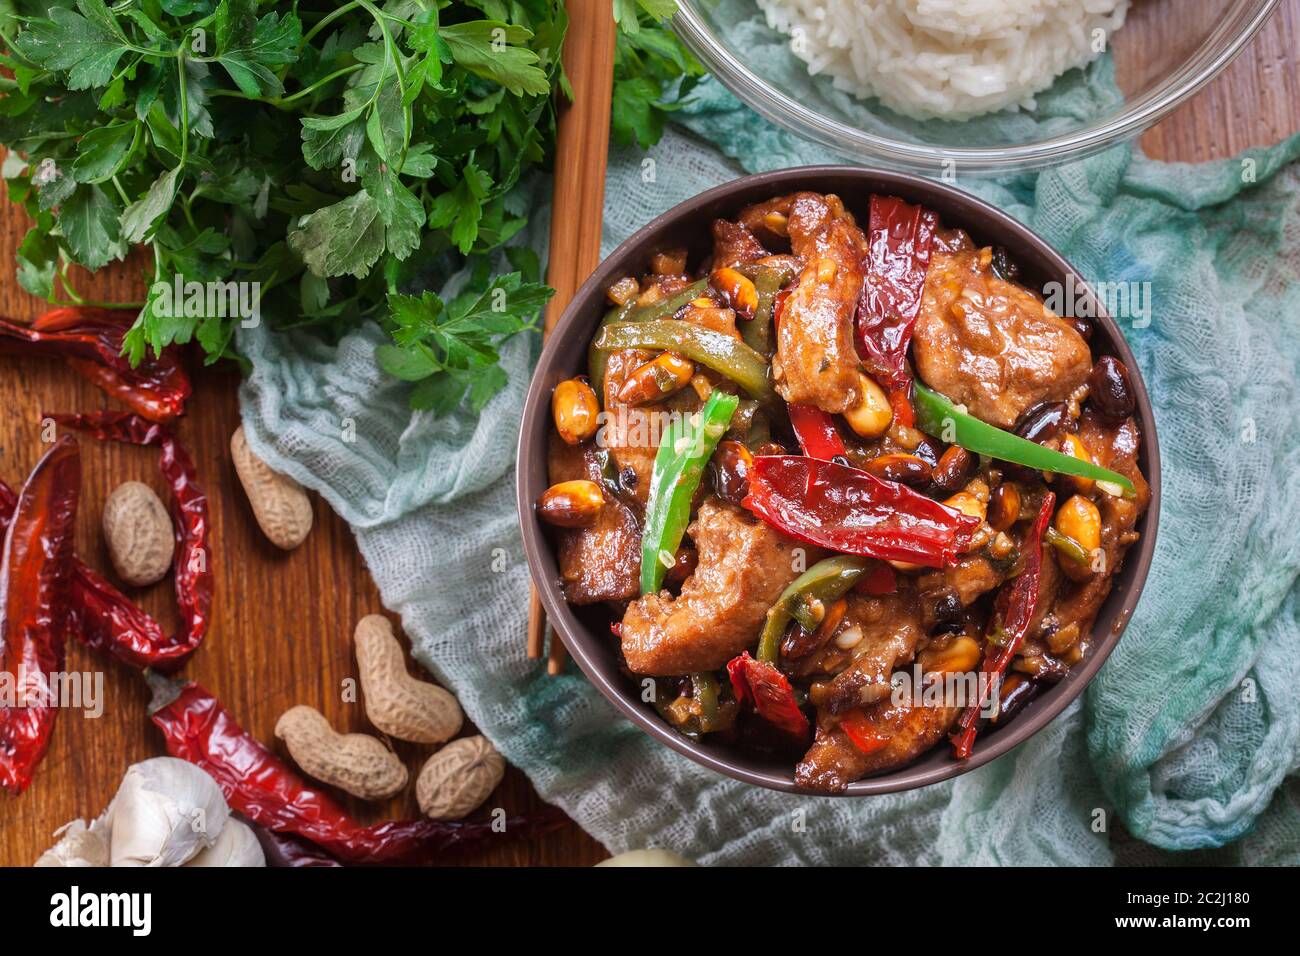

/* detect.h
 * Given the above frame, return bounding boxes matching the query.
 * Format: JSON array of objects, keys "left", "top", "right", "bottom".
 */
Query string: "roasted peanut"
[
  {"left": 844, "top": 373, "right": 891, "bottom": 439},
  {"left": 1057, "top": 432, "right": 1095, "bottom": 495},
  {"left": 709, "top": 267, "right": 758, "bottom": 319},
  {"left": 536, "top": 480, "right": 603, "bottom": 527},
  {"left": 1012, "top": 401, "right": 1069, "bottom": 446},
  {"left": 415, "top": 736, "right": 505, "bottom": 821},
  {"left": 944, "top": 490, "right": 987, "bottom": 523},
  {"left": 1088, "top": 355, "right": 1135, "bottom": 422},
  {"left": 987, "top": 482, "right": 1021, "bottom": 532},
  {"left": 919, "top": 635, "right": 981, "bottom": 674},
  {"left": 650, "top": 247, "right": 688, "bottom": 276},
  {"left": 231, "top": 426, "right": 313, "bottom": 550},
  {"left": 988, "top": 531, "right": 1016, "bottom": 560},
  {"left": 864, "top": 453, "right": 931, "bottom": 487},
  {"left": 102, "top": 481, "right": 174, "bottom": 587},
  {"left": 932, "top": 446, "right": 974, "bottom": 492},
  {"left": 1055, "top": 494, "right": 1101, "bottom": 555},
  {"left": 355, "top": 615, "right": 462, "bottom": 744},
  {"left": 274, "top": 706, "right": 407, "bottom": 801},
  {"left": 551, "top": 377, "right": 599, "bottom": 445},
  {"left": 680, "top": 302, "right": 737, "bottom": 336},
  {"left": 616, "top": 352, "right": 694, "bottom": 406},
  {"left": 606, "top": 275, "right": 639, "bottom": 307},
  {"left": 709, "top": 439, "right": 753, "bottom": 506},
  {"left": 762, "top": 210, "right": 789, "bottom": 237},
  {"left": 813, "top": 257, "right": 838, "bottom": 283}
]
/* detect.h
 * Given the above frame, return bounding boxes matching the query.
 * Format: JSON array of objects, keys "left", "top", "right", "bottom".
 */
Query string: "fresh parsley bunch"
[{"left": 0, "top": 0, "right": 694, "bottom": 413}]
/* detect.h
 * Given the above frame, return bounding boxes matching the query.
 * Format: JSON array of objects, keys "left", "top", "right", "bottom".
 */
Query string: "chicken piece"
[
  {"left": 912, "top": 245, "right": 1091, "bottom": 428},
  {"left": 795, "top": 591, "right": 923, "bottom": 713},
  {"left": 796, "top": 698, "right": 962, "bottom": 793},
  {"left": 600, "top": 349, "right": 660, "bottom": 508},
  {"left": 738, "top": 194, "right": 795, "bottom": 246},
  {"left": 546, "top": 435, "right": 640, "bottom": 605},
  {"left": 711, "top": 219, "right": 769, "bottom": 269},
  {"left": 619, "top": 499, "right": 815, "bottom": 675},
  {"left": 918, "top": 553, "right": 1002, "bottom": 606},
  {"left": 772, "top": 193, "right": 868, "bottom": 413}
]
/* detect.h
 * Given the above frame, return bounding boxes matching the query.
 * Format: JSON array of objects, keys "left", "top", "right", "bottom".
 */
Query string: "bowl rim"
[
  {"left": 517, "top": 165, "right": 1161, "bottom": 795},
  {"left": 672, "top": 0, "right": 1280, "bottom": 174}
]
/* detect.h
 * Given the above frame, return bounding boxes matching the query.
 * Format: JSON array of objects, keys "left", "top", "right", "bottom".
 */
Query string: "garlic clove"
[
  {"left": 184, "top": 818, "right": 265, "bottom": 867},
  {"left": 107, "top": 757, "right": 230, "bottom": 867},
  {"left": 34, "top": 818, "right": 111, "bottom": 867}
]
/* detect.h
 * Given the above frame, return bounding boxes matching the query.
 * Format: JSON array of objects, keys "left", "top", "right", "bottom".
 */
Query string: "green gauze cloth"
[{"left": 236, "top": 74, "right": 1300, "bottom": 863}]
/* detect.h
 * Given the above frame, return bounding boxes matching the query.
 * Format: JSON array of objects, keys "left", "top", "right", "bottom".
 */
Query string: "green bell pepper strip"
[
  {"left": 632, "top": 280, "right": 709, "bottom": 323},
  {"left": 587, "top": 281, "right": 709, "bottom": 400},
  {"left": 595, "top": 320, "right": 776, "bottom": 405},
  {"left": 739, "top": 264, "right": 795, "bottom": 355},
  {"left": 1045, "top": 526, "right": 1091, "bottom": 566},
  {"left": 639, "top": 390, "right": 741, "bottom": 594},
  {"left": 912, "top": 382, "right": 1135, "bottom": 494},
  {"left": 692, "top": 672, "right": 720, "bottom": 730},
  {"left": 587, "top": 301, "right": 634, "bottom": 404},
  {"left": 756, "top": 555, "right": 874, "bottom": 663}
]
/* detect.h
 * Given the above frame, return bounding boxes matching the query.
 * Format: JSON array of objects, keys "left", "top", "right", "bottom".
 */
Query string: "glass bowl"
[{"left": 673, "top": 0, "right": 1280, "bottom": 173}]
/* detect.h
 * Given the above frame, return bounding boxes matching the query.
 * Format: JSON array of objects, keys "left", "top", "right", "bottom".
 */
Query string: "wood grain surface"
[{"left": 1, "top": 3, "right": 1298, "bottom": 867}]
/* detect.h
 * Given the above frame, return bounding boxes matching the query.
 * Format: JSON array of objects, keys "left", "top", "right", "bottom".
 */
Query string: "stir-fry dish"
[{"left": 537, "top": 191, "right": 1150, "bottom": 792}]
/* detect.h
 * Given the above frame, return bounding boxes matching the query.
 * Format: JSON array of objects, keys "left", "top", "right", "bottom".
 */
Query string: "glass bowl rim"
[{"left": 672, "top": 0, "right": 1281, "bottom": 173}]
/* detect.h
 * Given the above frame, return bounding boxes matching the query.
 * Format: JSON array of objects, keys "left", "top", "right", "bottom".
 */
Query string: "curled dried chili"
[
  {"left": 146, "top": 673, "right": 565, "bottom": 865},
  {"left": 743, "top": 455, "right": 980, "bottom": 569},
  {"left": 951, "top": 492, "right": 1055, "bottom": 759},
  {"left": 0, "top": 308, "right": 190, "bottom": 422},
  {"left": 855, "top": 196, "right": 939, "bottom": 390},
  {"left": 0, "top": 437, "right": 80, "bottom": 794},
  {"left": 726, "top": 652, "right": 810, "bottom": 739},
  {"left": 48, "top": 411, "right": 211, "bottom": 670}
]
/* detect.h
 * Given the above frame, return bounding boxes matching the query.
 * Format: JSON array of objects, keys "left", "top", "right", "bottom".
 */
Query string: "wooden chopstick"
[{"left": 527, "top": 0, "right": 618, "bottom": 675}]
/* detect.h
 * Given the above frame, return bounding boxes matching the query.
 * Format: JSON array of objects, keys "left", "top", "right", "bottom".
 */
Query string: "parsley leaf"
[
  {"left": 213, "top": 0, "right": 301, "bottom": 98},
  {"left": 0, "top": 0, "right": 695, "bottom": 415},
  {"left": 59, "top": 182, "right": 126, "bottom": 269},
  {"left": 440, "top": 22, "right": 551, "bottom": 96},
  {"left": 376, "top": 271, "right": 552, "bottom": 412},
  {"left": 287, "top": 191, "right": 387, "bottom": 279},
  {"left": 12, "top": 0, "right": 130, "bottom": 91}
]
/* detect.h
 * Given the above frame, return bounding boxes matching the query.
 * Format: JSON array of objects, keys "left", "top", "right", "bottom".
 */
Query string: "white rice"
[{"left": 755, "top": 0, "right": 1130, "bottom": 120}]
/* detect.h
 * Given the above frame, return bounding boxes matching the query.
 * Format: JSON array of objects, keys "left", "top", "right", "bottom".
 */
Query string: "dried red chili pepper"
[
  {"left": 856, "top": 196, "right": 939, "bottom": 390},
  {"left": 48, "top": 412, "right": 211, "bottom": 671},
  {"left": 726, "top": 651, "right": 809, "bottom": 738},
  {"left": 0, "top": 308, "right": 190, "bottom": 422},
  {"left": 951, "top": 492, "right": 1055, "bottom": 759},
  {"left": 887, "top": 384, "right": 915, "bottom": 430},
  {"left": 146, "top": 673, "right": 564, "bottom": 864},
  {"left": 251, "top": 822, "right": 343, "bottom": 868},
  {"left": 787, "top": 403, "right": 847, "bottom": 461},
  {"left": 0, "top": 437, "right": 80, "bottom": 794},
  {"left": 854, "top": 562, "right": 897, "bottom": 596},
  {"left": 743, "top": 455, "right": 980, "bottom": 569},
  {"left": 839, "top": 709, "right": 890, "bottom": 755}
]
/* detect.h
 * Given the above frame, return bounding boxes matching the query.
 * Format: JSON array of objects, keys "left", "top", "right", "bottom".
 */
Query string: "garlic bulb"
[
  {"left": 596, "top": 849, "right": 698, "bottom": 867},
  {"left": 34, "top": 818, "right": 111, "bottom": 867},
  {"left": 107, "top": 758, "right": 230, "bottom": 867},
  {"left": 184, "top": 818, "right": 265, "bottom": 867}
]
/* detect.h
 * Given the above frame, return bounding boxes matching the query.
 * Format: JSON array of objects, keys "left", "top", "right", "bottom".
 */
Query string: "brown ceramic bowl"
[{"left": 517, "top": 166, "right": 1160, "bottom": 795}]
